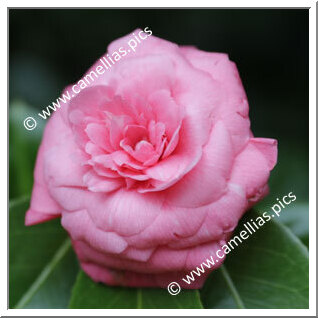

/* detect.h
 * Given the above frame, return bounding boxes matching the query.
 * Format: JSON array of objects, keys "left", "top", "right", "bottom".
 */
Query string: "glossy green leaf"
[
  {"left": 9, "top": 197, "right": 79, "bottom": 308},
  {"left": 69, "top": 271, "right": 203, "bottom": 309},
  {"left": 201, "top": 209, "right": 309, "bottom": 309},
  {"left": 276, "top": 202, "right": 309, "bottom": 246},
  {"left": 255, "top": 197, "right": 309, "bottom": 246}
]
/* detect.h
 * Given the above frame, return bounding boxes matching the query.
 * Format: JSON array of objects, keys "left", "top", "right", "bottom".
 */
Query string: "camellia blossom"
[{"left": 26, "top": 30, "right": 277, "bottom": 289}]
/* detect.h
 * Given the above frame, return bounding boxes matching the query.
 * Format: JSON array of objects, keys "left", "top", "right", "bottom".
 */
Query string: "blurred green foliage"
[{"left": 9, "top": 101, "right": 44, "bottom": 198}]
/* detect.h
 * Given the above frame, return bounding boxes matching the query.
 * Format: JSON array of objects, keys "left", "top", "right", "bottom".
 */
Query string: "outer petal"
[
  {"left": 180, "top": 46, "right": 251, "bottom": 154},
  {"left": 164, "top": 121, "right": 233, "bottom": 208},
  {"left": 25, "top": 112, "right": 65, "bottom": 225},
  {"left": 230, "top": 137, "right": 278, "bottom": 201},
  {"left": 61, "top": 210, "right": 128, "bottom": 254},
  {"left": 74, "top": 239, "right": 224, "bottom": 289}
]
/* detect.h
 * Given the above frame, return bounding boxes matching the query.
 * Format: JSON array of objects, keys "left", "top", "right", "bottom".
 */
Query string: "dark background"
[{"left": 9, "top": 9, "right": 309, "bottom": 206}]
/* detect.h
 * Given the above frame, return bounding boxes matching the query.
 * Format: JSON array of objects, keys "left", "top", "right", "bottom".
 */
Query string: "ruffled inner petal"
[{"left": 67, "top": 85, "right": 199, "bottom": 193}]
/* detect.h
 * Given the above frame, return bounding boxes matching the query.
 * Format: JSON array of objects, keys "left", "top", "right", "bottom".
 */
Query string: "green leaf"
[
  {"left": 201, "top": 209, "right": 309, "bottom": 309},
  {"left": 276, "top": 202, "right": 309, "bottom": 246},
  {"left": 255, "top": 198, "right": 309, "bottom": 246},
  {"left": 69, "top": 271, "right": 203, "bottom": 309},
  {"left": 9, "top": 197, "right": 79, "bottom": 308},
  {"left": 9, "top": 100, "right": 45, "bottom": 199}
]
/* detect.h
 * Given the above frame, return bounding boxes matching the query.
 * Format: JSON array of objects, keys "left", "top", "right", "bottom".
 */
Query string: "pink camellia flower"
[{"left": 26, "top": 30, "right": 277, "bottom": 289}]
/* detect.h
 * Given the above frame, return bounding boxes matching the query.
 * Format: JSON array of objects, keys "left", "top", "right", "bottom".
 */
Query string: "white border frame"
[{"left": 3, "top": 1, "right": 316, "bottom": 316}]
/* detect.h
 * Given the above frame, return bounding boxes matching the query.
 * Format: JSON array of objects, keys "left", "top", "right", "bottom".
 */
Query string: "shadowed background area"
[{"left": 9, "top": 9, "right": 308, "bottom": 204}]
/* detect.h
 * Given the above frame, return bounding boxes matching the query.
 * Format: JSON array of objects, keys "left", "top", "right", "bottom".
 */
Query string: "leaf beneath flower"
[
  {"left": 10, "top": 197, "right": 79, "bottom": 308},
  {"left": 201, "top": 209, "right": 309, "bottom": 309},
  {"left": 69, "top": 271, "right": 203, "bottom": 309}
]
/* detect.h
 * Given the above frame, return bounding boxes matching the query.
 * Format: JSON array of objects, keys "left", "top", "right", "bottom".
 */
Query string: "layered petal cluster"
[{"left": 26, "top": 30, "right": 277, "bottom": 289}]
